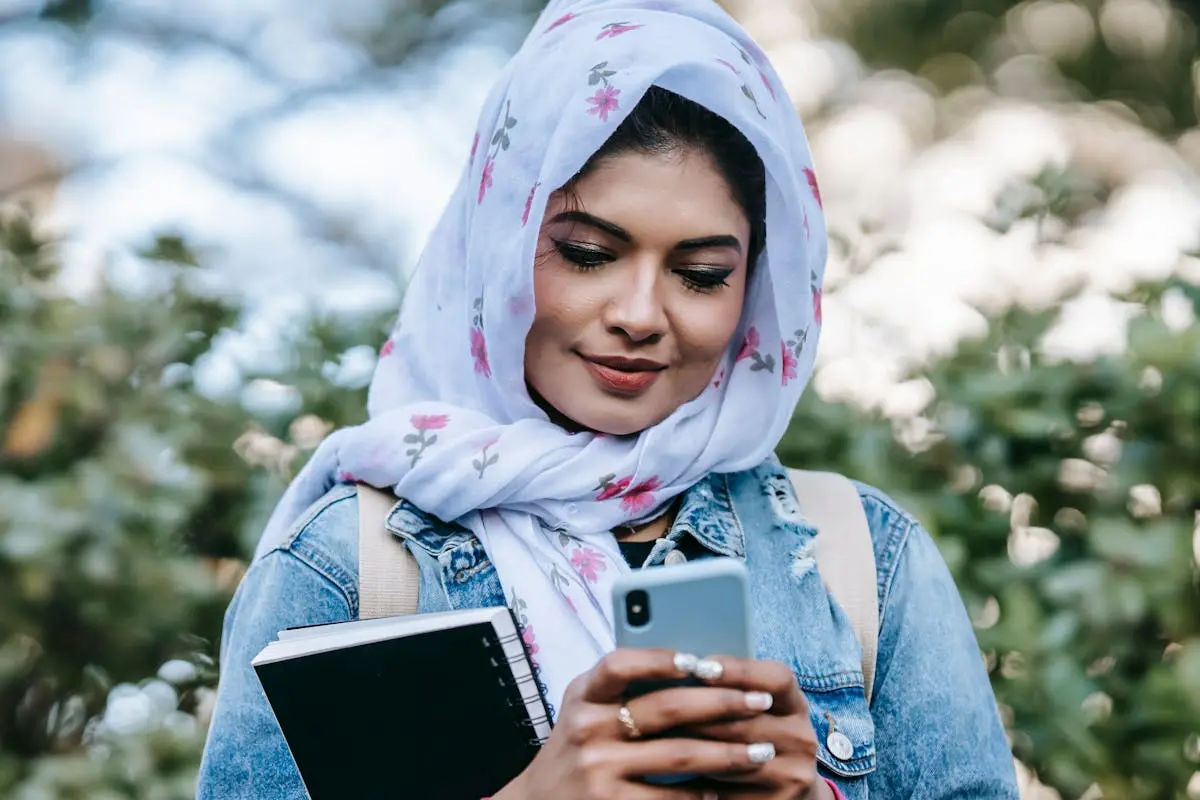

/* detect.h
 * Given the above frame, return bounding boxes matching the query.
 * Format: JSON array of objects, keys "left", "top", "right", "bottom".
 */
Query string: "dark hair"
[{"left": 569, "top": 86, "right": 767, "bottom": 269}]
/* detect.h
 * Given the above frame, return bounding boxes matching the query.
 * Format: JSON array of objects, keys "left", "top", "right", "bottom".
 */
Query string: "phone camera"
[{"left": 625, "top": 589, "right": 650, "bottom": 627}]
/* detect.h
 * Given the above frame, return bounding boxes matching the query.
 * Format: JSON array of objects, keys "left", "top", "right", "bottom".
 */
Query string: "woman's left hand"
[{"left": 680, "top": 656, "right": 833, "bottom": 800}]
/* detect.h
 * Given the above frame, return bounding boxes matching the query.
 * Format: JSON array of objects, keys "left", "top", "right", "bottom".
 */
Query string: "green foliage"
[
  {"left": 781, "top": 242, "right": 1200, "bottom": 798},
  {"left": 0, "top": 210, "right": 241, "bottom": 794},
  {"left": 835, "top": 0, "right": 1199, "bottom": 136},
  {"left": 0, "top": 208, "right": 390, "bottom": 796}
]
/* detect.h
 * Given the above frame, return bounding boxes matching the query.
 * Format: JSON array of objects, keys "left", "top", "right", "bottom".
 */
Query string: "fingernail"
[
  {"left": 747, "top": 742, "right": 776, "bottom": 764},
  {"left": 702, "top": 791, "right": 719, "bottom": 800},
  {"left": 674, "top": 652, "right": 698, "bottom": 673},
  {"left": 694, "top": 658, "right": 724, "bottom": 681},
  {"left": 745, "top": 691, "right": 773, "bottom": 711}
]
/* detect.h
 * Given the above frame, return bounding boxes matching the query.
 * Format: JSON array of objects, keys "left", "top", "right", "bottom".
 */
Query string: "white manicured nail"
[
  {"left": 747, "top": 742, "right": 776, "bottom": 763},
  {"left": 694, "top": 658, "right": 724, "bottom": 681},
  {"left": 674, "top": 652, "right": 698, "bottom": 673},
  {"left": 745, "top": 691, "right": 773, "bottom": 711}
]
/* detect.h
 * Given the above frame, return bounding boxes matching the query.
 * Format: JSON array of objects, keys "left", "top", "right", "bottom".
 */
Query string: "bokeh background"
[{"left": 2, "top": 0, "right": 1199, "bottom": 797}]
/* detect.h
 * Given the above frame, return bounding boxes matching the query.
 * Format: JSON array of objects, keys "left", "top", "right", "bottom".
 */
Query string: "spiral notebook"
[{"left": 252, "top": 606, "right": 551, "bottom": 799}]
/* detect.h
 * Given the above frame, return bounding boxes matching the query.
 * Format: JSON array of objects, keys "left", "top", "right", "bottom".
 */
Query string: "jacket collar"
[{"left": 387, "top": 470, "right": 748, "bottom": 560}]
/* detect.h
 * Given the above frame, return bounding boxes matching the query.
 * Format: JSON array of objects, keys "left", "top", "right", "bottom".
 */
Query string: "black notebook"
[{"left": 253, "top": 606, "right": 552, "bottom": 799}]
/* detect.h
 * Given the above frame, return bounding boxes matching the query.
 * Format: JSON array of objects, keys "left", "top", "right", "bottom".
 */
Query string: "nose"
[{"left": 603, "top": 259, "right": 668, "bottom": 344}]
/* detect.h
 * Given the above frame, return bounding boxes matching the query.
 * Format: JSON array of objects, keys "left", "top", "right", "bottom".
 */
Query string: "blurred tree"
[
  {"left": 0, "top": 206, "right": 391, "bottom": 796},
  {"left": 772, "top": 1, "right": 1200, "bottom": 793},
  {"left": 781, "top": 178, "right": 1200, "bottom": 797},
  {"left": 825, "top": 0, "right": 1199, "bottom": 137}
]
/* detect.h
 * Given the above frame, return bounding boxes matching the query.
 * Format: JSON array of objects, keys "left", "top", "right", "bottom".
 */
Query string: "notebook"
[{"left": 253, "top": 606, "right": 551, "bottom": 799}]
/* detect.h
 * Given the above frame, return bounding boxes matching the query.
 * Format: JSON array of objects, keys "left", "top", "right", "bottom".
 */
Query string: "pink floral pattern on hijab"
[{"left": 255, "top": 0, "right": 827, "bottom": 716}]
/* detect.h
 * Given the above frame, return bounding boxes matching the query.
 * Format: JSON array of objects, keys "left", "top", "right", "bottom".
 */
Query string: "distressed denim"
[{"left": 197, "top": 458, "right": 1019, "bottom": 799}]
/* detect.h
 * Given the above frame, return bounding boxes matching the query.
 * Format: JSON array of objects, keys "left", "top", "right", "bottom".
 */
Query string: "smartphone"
[
  {"left": 610, "top": 558, "right": 753, "bottom": 786},
  {"left": 611, "top": 557, "right": 753, "bottom": 696}
]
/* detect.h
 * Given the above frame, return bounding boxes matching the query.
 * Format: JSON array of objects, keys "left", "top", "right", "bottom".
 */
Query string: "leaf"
[
  {"left": 403, "top": 433, "right": 420, "bottom": 443},
  {"left": 138, "top": 233, "right": 200, "bottom": 266},
  {"left": 1091, "top": 519, "right": 1183, "bottom": 569},
  {"left": 491, "top": 129, "right": 504, "bottom": 145},
  {"left": 425, "top": 434, "right": 437, "bottom": 447},
  {"left": 499, "top": 132, "right": 511, "bottom": 150},
  {"left": 405, "top": 448, "right": 418, "bottom": 457},
  {"left": 2, "top": 395, "right": 60, "bottom": 458},
  {"left": 593, "top": 61, "right": 609, "bottom": 70},
  {"left": 40, "top": 0, "right": 93, "bottom": 27},
  {"left": 559, "top": 533, "right": 572, "bottom": 548},
  {"left": 589, "top": 72, "right": 601, "bottom": 86},
  {"left": 506, "top": 117, "right": 517, "bottom": 129},
  {"left": 2, "top": 358, "right": 69, "bottom": 458},
  {"left": 487, "top": 454, "right": 499, "bottom": 466},
  {"left": 472, "top": 458, "right": 483, "bottom": 472},
  {"left": 762, "top": 354, "right": 776, "bottom": 372}
]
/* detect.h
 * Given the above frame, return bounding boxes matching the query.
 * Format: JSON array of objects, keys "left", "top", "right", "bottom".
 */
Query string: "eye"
[
  {"left": 553, "top": 240, "right": 613, "bottom": 270},
  {"left": 677, "top": 267, "right": 733, "bottom": 293}
]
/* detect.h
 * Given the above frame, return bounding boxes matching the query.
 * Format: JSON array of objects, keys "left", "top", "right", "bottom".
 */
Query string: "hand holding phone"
[{"left": 497, "top": 648, "right": 780, "bottom": 800}]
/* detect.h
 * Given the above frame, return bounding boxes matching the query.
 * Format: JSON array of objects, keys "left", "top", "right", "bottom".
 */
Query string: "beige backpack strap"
[
  {"left": 786, "top": 469, "right": 879, "bottom": 703},
  {"left": 356, "top": 484, "right": 420, "bottom": 619}
]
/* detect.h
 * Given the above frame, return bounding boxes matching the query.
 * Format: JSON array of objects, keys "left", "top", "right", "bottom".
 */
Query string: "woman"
[{"left": 198, "top": 1, "right": 1019, "bottom": 798}]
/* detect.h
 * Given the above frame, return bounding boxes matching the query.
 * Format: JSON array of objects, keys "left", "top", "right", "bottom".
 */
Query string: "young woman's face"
[{"left": 525, "top": 148, "right": 750, "bottom": 436}]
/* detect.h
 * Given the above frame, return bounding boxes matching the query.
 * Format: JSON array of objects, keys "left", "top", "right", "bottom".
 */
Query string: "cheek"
[
  {"left": 525, "top": 261, "right": 600, "bottom": 370},
  {"left": 674, "top": 293, "right": 745, "bottom": 365},
  {"left": 530, "top": 265, "right": 580, "bottom": 339}
]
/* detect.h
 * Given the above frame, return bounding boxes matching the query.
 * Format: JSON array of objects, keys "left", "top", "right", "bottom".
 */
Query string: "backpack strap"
[
  {"left": 786, "top": 469, "right": 879, "bottom": 703},
  {"left": 356, "top": 484, "right": 420, "bottom": 619}
]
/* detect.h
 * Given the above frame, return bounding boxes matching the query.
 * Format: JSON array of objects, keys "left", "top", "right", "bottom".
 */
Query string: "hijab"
[{"left": 257, "top": 0, "right": 827, "bottom": 715}]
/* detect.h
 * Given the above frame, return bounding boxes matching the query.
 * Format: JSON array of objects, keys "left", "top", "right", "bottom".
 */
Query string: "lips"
[{"left": 579, "top": 353, "right": 666, "bottom": 396}]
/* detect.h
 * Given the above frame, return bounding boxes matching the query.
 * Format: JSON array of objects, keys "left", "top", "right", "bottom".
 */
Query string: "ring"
[{"left": 617, "top": 705, "right": 642, "bottom": 740}]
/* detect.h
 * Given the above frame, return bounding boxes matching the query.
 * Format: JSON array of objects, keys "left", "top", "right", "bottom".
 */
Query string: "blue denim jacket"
[{"left": 197, "top": 458, "right": 1018, "bottom": 798}]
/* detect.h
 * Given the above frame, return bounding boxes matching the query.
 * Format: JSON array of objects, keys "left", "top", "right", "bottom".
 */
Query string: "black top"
[
  {"left": 617, "top": 539, "right": 658, "bottom": 568},
  {"left": 617, "top": 536, "right": 710, "bottom": 568}
]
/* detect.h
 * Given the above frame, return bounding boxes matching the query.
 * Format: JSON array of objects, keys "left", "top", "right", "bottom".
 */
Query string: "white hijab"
[{"left": 258, "top": 0, "right": 827, "bottom": 715}]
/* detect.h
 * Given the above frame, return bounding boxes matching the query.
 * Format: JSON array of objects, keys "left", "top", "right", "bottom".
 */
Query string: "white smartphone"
[{"left": 611, "top": 557, "right": 753, "bottom": 695}]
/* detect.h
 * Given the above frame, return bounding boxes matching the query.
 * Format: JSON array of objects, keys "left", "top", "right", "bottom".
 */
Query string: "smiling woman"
[
  {"left": 526, "top": 90, "right": 758, "bottom": 435},
  {"left": 198, "top": 1, "right": 1020, "bottom": 798}
]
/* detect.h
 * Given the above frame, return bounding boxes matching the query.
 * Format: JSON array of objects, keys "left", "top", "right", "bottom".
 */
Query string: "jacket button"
[
  {"left": 827, "top": 730, "right": 854, "bottom": 761},
  {"left": 664, "top": 549, "right": 688, "bottom": 566}
]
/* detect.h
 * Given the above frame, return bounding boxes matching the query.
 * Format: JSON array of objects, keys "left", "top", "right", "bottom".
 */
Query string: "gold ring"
[{"left": 617, "top": 705, "right": 642, "bottom": 739}]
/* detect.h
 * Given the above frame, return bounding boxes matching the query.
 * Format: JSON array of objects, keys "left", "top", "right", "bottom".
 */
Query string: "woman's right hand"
[{"left": 495, "top": 648, "right": 778, "bottom": 800}]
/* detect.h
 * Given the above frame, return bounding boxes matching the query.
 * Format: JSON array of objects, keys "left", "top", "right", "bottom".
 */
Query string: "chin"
[
  {"left": 565, "top": 400, "right": 669, "bottom": 437},
  {"left": 587, "top": 417, "right": 652, "bottom": 437}
]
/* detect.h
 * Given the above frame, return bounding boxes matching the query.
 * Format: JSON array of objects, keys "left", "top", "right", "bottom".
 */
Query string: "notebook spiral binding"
[{"left": 486, "top": 628, "right": 553, "bottom": 747}]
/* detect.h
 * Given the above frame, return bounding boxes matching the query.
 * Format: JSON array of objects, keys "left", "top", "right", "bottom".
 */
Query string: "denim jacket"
[{"left": 197, "top": 458, "right": 1018, "bottom": 799}]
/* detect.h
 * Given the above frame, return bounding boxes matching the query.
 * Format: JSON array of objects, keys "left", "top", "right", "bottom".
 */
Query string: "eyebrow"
[{"left": 549, "top": 210, "right": 743, "bottom": 255}]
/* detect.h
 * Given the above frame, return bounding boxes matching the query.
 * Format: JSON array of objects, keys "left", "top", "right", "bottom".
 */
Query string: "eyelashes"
[
  {"left": 551, "top": 239, "right": 733, "bottom": 293},
  {"left": 679, "top": 270, "right": 732, "bottom": 293},
  {"left": 553, "top": 240, "right": 610, "bottom": 269}
]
